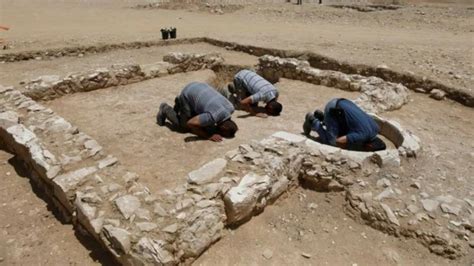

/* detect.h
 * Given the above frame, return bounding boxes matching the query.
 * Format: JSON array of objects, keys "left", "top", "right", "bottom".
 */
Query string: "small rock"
[
  {"left": 98, "top": 156, "right": 118, "bottom": 169},
  {"left": 420, "top": 192, "right": 429, "bottom": 199},
  {"left": 440, "top": 203, "right": 461, "bottom": 216},
  {"left": 374, "top": 188, "right": 394, "bottom": 201},
  {"left": 469, "top": 240, "right": 474, "bottom": 248},
  {"left": 407, "top": 204, "right": 418, "bottom": 214},
  {"left": 115, "top": 195, "right": 141, "bottom": 219},
  {"left": 376, "top": 178, "right": 391, "bottom": 188},
  {"left": 421, "top": 199, "right": 439, "bottom": 212},
  {"left": 328, "top": 180, "right": 344, "bottom": 191},
  {"left": 381, "top": 203, "right": 400, "bottom": 226},
  {"left": 262, "top": 249, "right": 273, "bottom": 260},
  {"left": 383, "top": 249, "right": 400, "bottom": 263},
  {"left": 414, "top": 87, "right": 427, "bottom": 93},
  {"left": 464, "top": 198, "right": 474, "bottom": 208},
  {"left": 187, "top": 158, "right": 227, "bottom": 185},
  {"left": 430, "top": 89, "right": 446, "bottom": 100},
  {"left": 103, "top": 225, "right": 131, "bottom": 253},
  {"left": 163, "top": 223, "right": 178, "bottom": 234},
  {"left": 136, "top": 222, "right": 158, "bottom": 232},
  {"left": 410, "top": 182, "right": 421, "bottom": 189},
  {"left": 301, "top": 252, "right": 312, "bottom": 258}
]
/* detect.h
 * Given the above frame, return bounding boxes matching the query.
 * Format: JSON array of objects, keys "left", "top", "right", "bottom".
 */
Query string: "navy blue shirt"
[{"left": 312, "top": 98, "right": 379, "bottom": 146}]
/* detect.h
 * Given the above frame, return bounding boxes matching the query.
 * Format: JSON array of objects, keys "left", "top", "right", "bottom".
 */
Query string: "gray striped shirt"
[
  {"left": 234, "top": 70, "right": 278, "bottom": 103},
  {"left": 181, "top": 82, "right": 234, "bottom": 127}
]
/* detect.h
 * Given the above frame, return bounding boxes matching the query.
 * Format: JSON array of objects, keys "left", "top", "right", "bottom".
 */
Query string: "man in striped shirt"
[
  {"left": 229, "top": 70, "right": 283, "bottom": 117},
  {"left": 157, "top": 82, "right": 238, "bottom": 142}
]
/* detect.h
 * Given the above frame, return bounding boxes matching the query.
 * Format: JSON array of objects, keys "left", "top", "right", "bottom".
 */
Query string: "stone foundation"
[
  {"left": 1, "top": 37, "right": 472, "bottom": 107},
  {"left": 257, "top": 55, "right": 410, "bottom": 114},
  {"left": 21, "top": 52, "right": 225, "bottom": 101},
  {"left": 1, "top": 39, "right": 472, "bottom": 264},
  {"left": 3, "top": 81, "right": 469, "bottom": 263}
]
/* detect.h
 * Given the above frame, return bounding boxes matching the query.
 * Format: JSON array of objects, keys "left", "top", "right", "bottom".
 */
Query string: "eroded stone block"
[
  {"left": 115, "top": 195, "right": 141, "bottom": 219},
  {"left": 187, "top": 158, "right": 227, "bottom": 185},
  {"left": 224, "top": 173, "right": 270, "bottom": 225}
]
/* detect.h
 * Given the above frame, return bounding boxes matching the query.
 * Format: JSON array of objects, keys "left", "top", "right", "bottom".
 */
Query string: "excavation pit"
[
  {"left": 1, "top": 39, "right": 473, "bottom": 265},
  {"left": 43, "top": 71, "right": 361, "bottom": 192}
]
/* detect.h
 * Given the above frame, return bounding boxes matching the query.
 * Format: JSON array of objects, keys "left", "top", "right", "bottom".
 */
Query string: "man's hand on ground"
[{"left": 209, "top": 134, "right": 223, "bottom": 142}]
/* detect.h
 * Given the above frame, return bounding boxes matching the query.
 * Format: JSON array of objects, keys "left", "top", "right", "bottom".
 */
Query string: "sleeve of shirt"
[
  {"left": 250, "top": 92, "right": 263, "bottom": 104},
  {"left": 197, "top": 113, "right": 215, "bottom": 127}
]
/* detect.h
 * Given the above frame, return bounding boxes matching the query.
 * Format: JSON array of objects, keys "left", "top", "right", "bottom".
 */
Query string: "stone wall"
[
  {"left": 2, "top": 37, "right": 471, "bottom": 107},
  {"left": 21, "top": 52, "right": 225, "bottom": 101},
  {"left": 5, "top": 82, "right": 467, "bottom": 263},
  {"left": 23, "top": 65, "right": 146, "bottom": 101},
  {"left": 257, "top": 55, "right": 410, "bottom": 114},
  {"left": 0, "top": 38, "right": 205, "bottom": 63},
  {"left": 203, "top": 37, "right": 474, "bottom": 107}
]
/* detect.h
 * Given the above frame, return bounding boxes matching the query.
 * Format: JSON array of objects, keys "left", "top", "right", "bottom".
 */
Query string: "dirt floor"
[
  {"left": 44, "top": 71, "right": 360, "bottom": 192},
  {"left": 0, "top": 0, "right": 473, "bottom": 265},
  {"left": 0, "top": 150, "right": 108, "bottom": 265}
]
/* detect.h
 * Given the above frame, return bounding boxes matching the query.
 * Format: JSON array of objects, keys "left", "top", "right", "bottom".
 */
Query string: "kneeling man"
[
  {"left": 229, "top": 69, "right": 282, "bottom": 117},
  {"left": 303, "top": 98, "right": 386, "bottom": 151},
  {"left": 157, "top": 82, "right": 238, "bottom": 142}
]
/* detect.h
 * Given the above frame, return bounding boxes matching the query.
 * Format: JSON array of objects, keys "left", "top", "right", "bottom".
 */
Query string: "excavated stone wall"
[
  {"left": 21, "top": 52, "right": 225, "bottom": 101},
  {"left": 1, "top": 42, "right": 471, "bottom": 263},
  {"left": 0, "top": 38, "right": 205, "bottom": 63},
  {"left": 257, "top": 55, "right": 410, "bottom": 114},
  {"left": 1, "top": 37, "right": 472, "bottom": 107},
  {"left": 5, "top": 80, "right": 468, "bottom": 263}
]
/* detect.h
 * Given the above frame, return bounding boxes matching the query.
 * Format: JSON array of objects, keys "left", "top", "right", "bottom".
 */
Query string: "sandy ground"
[
  {"left": 195, "top": 189, "right": 455, "bottom": 266},
  {"left": 0, "top": 0, "right": 473, "bottom": 265},
  {"left": 0, "top": 0, "right": 472, "bottom": 91},
  {"left": 0, "top": 150, "right": 109, "bottom": 265}
]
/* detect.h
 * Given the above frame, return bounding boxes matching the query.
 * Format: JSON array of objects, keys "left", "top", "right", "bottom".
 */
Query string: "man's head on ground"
[
  {"left": 265, "top": 99, "right": 283, "bottom": 116},
  {"left": 314, "top": 109, "right": 324, "bottom": 121},
  {"left": 217, "top": 119, "right": 238, "bottom": 138}
]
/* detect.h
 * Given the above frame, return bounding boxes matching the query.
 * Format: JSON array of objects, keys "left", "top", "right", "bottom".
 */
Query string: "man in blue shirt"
[
  {"left": 157, "top": 82, "right": 238, "bottom": 142},
  {"left": 303, "top": 98, "right": 386, "bottom": 151},
  {"left": 229, "top": 70, "right": 282, "bottom": 117}
]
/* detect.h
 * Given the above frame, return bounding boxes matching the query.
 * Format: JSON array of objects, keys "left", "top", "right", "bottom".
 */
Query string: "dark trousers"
[
  {"left": 228, "top": 79, "right": 258, "bottom": 109},
  {"left": 162, "top": 96, "right": 193, "bottom": 132},
  {"left": 297, "top": 0, "right": 302, "bottom": 5}
]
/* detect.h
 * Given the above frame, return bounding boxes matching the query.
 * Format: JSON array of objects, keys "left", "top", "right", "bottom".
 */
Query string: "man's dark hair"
[
  {"left": 265, "top": 100, "right": 283, "bottom": 116},
  {"left": 313, "top": 109, "right": 324, "bottom": 121},
  {"left": 217, "top": 119, "right": 238, "bottom": 138}
]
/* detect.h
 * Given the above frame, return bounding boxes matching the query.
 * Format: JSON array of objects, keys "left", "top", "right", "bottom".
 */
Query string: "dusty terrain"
[
  {"left": 0, "top": 0, "right": 473, "bottom": 265},
  {"left": 0, "top": 150, "right": 107, "bottom": 265},
  {"left": 44, "top": 70, "right": 359, "bottom": 192}
]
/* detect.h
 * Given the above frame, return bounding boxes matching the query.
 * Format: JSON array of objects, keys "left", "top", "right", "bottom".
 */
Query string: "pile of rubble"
[
  {"left": 163, "top": 52, "right": 224, "bottom": 74},
  {"left": 257, "top": 55, "right": 410, "bottom": 114},
  {"left": 22, "top": 52, "right": 225, "bottom": 101}
]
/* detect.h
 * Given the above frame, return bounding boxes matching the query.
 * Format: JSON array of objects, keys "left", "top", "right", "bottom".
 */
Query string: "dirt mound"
[{"left": 134, "top": 1, "right": 244, "bottom": 15}]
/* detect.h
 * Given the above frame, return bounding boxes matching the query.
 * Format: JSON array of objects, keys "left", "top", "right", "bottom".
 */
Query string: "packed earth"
[{"left": 0, "top": 0, "right": 473, "bottom": 265}]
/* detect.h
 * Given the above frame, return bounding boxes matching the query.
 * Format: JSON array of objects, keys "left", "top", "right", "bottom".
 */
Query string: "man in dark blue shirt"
[{"left": 303, "top": 98, "right": 386, "bottom": 151}]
